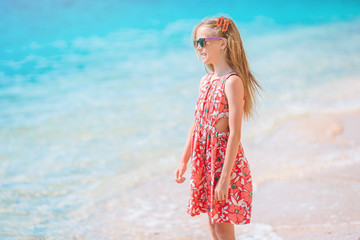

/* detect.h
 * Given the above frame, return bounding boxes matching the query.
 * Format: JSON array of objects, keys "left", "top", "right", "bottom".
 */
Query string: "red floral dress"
[{"left": 186, "top": 71, "right": 253, "bottom": 225}]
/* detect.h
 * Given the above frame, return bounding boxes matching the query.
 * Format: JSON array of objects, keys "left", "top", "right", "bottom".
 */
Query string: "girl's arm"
[
  {"left": 179, "top": 74, "right": 206, "bottom": 165},
  {"left": 175, "top": 120, "right": 194, "bottom": 183},
  {"left": 219, "top": 75, "right": 245, "bottom": 182},
  {"left": 179, "top": 120, "right": 195, "bottom": 165}
]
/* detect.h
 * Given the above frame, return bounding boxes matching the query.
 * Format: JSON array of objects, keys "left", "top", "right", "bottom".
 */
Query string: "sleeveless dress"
[{"left": 186, "top": 71, "right": 253, "bottom": 225}]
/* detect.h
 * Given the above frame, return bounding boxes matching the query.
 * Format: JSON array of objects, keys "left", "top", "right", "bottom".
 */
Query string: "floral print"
[{"left": 186, "top": 71, "right": 253, "bottom": 225}]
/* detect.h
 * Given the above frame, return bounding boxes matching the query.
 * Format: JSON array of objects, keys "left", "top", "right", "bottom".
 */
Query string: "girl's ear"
[{"left": 221, "top": 38, "right": 228, "bottom": 50}]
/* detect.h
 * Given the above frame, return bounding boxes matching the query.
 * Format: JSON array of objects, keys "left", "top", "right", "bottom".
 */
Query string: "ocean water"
[{"left": 1, "top": 0, "right": 360, "bottom": 239}]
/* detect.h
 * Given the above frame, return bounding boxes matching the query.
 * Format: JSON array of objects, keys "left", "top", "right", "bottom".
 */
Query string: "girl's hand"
[
  {"left": 174, "top": 161, "right": 187, "bottom": 184},
  {"left": 214, "top": 176, "right": 230, "bottom": 201}
]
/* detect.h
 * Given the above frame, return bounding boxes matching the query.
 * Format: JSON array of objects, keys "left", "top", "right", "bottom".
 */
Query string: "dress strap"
[
  {"left": 225, "top": 71, "right": 237, "bottom": 78},
  {"left": 222, "top": 71, "right": 237, "bottom": 86}
]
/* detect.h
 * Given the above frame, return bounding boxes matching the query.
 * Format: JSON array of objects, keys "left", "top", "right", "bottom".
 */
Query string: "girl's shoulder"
[{"left": 224, "top": 74, "right": 246, "bottom": 98}]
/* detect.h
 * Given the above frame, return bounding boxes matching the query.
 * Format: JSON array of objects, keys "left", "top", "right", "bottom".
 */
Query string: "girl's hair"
[{"left": 191, "top": 15, "right": 266, "bottom": 121}]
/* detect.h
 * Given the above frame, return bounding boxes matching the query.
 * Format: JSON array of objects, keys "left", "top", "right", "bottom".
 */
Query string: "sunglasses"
[{"left": 193, "top": 37, "right": 225, "bottom": 48}]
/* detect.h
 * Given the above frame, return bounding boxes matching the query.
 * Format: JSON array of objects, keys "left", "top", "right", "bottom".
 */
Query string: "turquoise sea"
[{"left": 1, "top": 0, "right": 360, "bottom": 239}]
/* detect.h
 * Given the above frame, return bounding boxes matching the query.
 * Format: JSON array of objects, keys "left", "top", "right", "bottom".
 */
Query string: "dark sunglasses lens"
[
  {"left": 194, "top": 38, "right": 205, "bottom": 48},
  {"left": 199, "top": 38, "right": 205, "bottom": 47}
]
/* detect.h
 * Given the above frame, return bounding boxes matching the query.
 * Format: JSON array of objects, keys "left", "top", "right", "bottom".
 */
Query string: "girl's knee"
[
  {"left": 214, "top": 223, "right": 235, "bottom": 240},
  {"left": 208, "top": 216, "right": 216, "bottom": 230},
  {"left": 208, "top": 217, "right": 219, "bottom": 240},
  {"left": 215, "top": 227, "right": 226, "bottom": 239}
]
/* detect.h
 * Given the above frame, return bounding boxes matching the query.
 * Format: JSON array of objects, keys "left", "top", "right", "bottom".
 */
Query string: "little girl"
[{"left": 174, "top": 15, "right": 265, "bottom": 240}]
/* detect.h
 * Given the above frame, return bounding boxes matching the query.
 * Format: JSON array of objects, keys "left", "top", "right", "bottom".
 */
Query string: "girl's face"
[{"left": 195, "top": 26, "right": 225, "bottom": 65}]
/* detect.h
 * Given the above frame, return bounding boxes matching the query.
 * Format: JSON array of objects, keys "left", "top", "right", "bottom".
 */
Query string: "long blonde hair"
[{"left": 191, "top": 15, "right": 266, "bottom": 121}]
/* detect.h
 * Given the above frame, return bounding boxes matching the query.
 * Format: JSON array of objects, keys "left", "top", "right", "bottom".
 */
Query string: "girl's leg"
[
  {"left": 208, "top": 216, "right": 219, "bottom": 240},
  {"left": 215, "top": 222, "right": 235, "bottom": 240}
]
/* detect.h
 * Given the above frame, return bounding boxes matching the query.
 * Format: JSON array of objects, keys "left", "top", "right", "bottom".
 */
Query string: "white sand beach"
[{"left": 91, "top": 107, "right": 360, "bottom": 239}]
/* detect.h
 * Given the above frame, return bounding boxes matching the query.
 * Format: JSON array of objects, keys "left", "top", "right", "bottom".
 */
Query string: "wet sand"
[
  {"left": 250, "top": 110, "right": 360, "bottom": 240},
  {"left": 95, "top": 109, "right": 360, "bottom": 239},
  {"left": 253, "top": 161, "right": 360, "bottom": 240}
]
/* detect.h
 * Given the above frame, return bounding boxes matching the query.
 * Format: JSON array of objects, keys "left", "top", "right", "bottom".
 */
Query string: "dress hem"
[{"left": 186, "top": 207, "right": 251, "bottom": 225}]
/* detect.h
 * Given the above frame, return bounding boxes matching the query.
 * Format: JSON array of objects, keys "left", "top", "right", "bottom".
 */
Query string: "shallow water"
[{"left": 1, "top": 0, "right": 360, "bottom": 239}]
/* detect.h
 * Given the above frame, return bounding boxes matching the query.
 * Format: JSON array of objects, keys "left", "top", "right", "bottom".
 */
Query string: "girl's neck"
[
  {"left": 211, "top": 69, "right": 235, "bottom": 79},
  {"left": 211, "top": 59, "right": 235, "bottom": 79}
]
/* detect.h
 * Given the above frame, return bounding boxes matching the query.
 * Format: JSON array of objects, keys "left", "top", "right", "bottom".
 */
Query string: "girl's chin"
[
  {"left": 201, "top": 55, "right": 212, "bottom": 64},
  {"left": 202, "top": 58, "right": 209, "bottom": 63}
]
